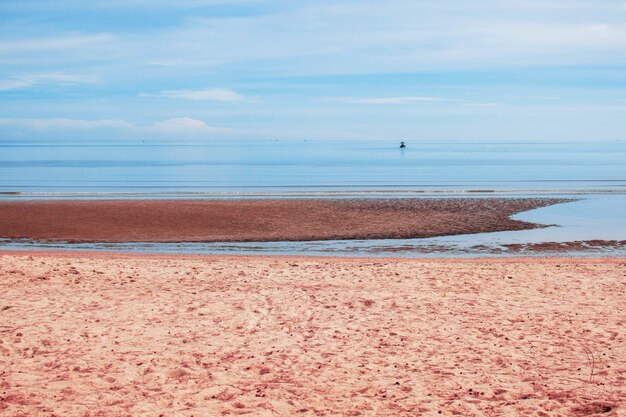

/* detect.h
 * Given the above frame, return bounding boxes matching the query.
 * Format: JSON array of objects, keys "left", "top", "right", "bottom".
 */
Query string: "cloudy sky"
[{"left": 1, "top": 0, "right": 626, "bottom": 141}]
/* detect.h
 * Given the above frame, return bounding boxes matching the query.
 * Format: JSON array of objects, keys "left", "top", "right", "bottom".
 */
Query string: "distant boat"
[{"left": 400, "top": 141, "right": 406, "bottom": 149}]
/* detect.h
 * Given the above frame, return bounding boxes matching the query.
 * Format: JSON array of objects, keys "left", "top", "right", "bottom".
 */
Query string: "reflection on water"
[
  {"left": 2, "top": 139, "right": 626, "bottom": 197},
  {"left": 2, "top": 139, "right": 626, "bottom": 256}
]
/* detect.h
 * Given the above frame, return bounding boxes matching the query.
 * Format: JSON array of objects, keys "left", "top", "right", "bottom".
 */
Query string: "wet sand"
[
  {"left": 1, "top": 252, "right": 624, "bottom": 416},
  {"left": 0, "top": 198, "right": 568, "bottom": 243},
  {"left": 375, "top": 240, "right": 626, "bottom": 256},
  {"left": 501, "top": 240, "right": 626, "bottom": 254}
]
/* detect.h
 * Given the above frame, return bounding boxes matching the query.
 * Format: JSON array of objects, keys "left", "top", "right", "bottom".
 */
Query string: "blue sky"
[{"left": 1, "top": 0, "right": 626, "bottom": 141}]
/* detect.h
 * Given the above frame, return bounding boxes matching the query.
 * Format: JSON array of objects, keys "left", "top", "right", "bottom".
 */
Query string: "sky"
[{"left": 1, "top": 0, "right": 626, "bottom": 141}]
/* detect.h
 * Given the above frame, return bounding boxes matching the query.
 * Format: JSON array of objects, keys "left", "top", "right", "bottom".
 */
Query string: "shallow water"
[
  {"left": 1, "top": 139, "right": 625, "bottom": 256},
  {"left": 2, "top": 139, "right": 626, "bottom": 198}
]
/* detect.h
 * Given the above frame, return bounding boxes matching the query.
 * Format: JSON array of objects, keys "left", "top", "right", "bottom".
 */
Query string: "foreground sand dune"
[{"left": 1, "top": 252, "right": 624, "bottom": 416}]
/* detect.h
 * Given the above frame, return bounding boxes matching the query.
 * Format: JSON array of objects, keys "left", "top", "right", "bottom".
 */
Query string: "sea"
[{"left": 1, "top": 138, "right": 626, "bottom": 257}]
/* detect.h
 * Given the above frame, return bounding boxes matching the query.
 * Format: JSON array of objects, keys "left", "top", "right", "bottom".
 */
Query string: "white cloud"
[
  {"left": 146, "top": 88, "right": 244, "bottom": 101},
  {"left": 0, "top": 118, "right": 133, "bottom": 130},
  {"left": 151, "top": 117, "right": 231, "bottom": 135},
  {"left": 0, "top": 34, "right": 114, "bottom": 54},
  {"left": 0, "top": 117, "right": 230, "bottom": 138},
  {"left": 0, "top": 73, "right": 97, "bottom": 91},
  {"left": 0, "top": 0, "right": 261, "bottom": 12},
  {"left": 458, "top": 102, "right": 503, "bottom": 108},
  {"left": 3, "top": 2, "right": 626, "bottom": 78},
  {"left": 130, "top": 4, "right": 625, "bottom": 78},
  {"left": 332, "top": 96, "right": 447, "bottom": 105},
  {"left": 0, "top": 79, "right": 30, "bottom": 91}
]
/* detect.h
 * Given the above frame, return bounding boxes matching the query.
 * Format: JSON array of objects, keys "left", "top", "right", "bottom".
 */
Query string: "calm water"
[
  {"left": 1, "top": 139, "right": 626, "bottom": 256},
  {"left": 1, "top": 139, "right": 626, "bottom": 197}
]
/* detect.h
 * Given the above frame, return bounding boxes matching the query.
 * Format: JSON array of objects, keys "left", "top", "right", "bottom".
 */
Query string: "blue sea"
[
  {"left": 1, "top": 139, "right": 626, "bottom": 256},
  {"left": 1, "top": 139, "right": 626, "bottom": 197}
]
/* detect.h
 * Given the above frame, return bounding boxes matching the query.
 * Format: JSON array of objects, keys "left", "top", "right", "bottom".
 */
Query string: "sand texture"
[
  {"left": 0, "top": 198, "right": 568, "bottom": 243},
  {"left": 1, "top": 252, "right": 624, "bottom": 416}
]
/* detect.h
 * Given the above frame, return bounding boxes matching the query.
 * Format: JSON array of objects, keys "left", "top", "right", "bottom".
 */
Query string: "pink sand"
[{"left": 1, "top": 252, "right": 624, "bottom": 416}]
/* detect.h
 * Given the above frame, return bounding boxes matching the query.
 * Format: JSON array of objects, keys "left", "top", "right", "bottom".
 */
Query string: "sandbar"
[{"left": 0, "top": 198, "right": 568, "bottom": 243}]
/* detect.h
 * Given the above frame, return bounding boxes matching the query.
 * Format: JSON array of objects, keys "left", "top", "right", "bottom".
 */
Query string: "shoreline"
[
  {"left": 3, "top": 238, "right": 626, "bottom": 258},
  {"left": 1, "top": 252, "right": 623, "bottom": 416},
  {"left": 3, "top": 247, "right": 626, "bottom": 262},
  {"left": 0, "top": 197, "right": 568, "bottom": 243}
]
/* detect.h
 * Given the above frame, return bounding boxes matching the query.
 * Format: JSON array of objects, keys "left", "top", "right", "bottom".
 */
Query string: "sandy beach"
[
  {"left": 0, "top": 198, "right": 567, "bottom": 243},
  {"left": 1, "top": 252, "right": 623, "bottom": 416},
  {"left": 3, "top": 1, "right": 625, "bottom": 416}
]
